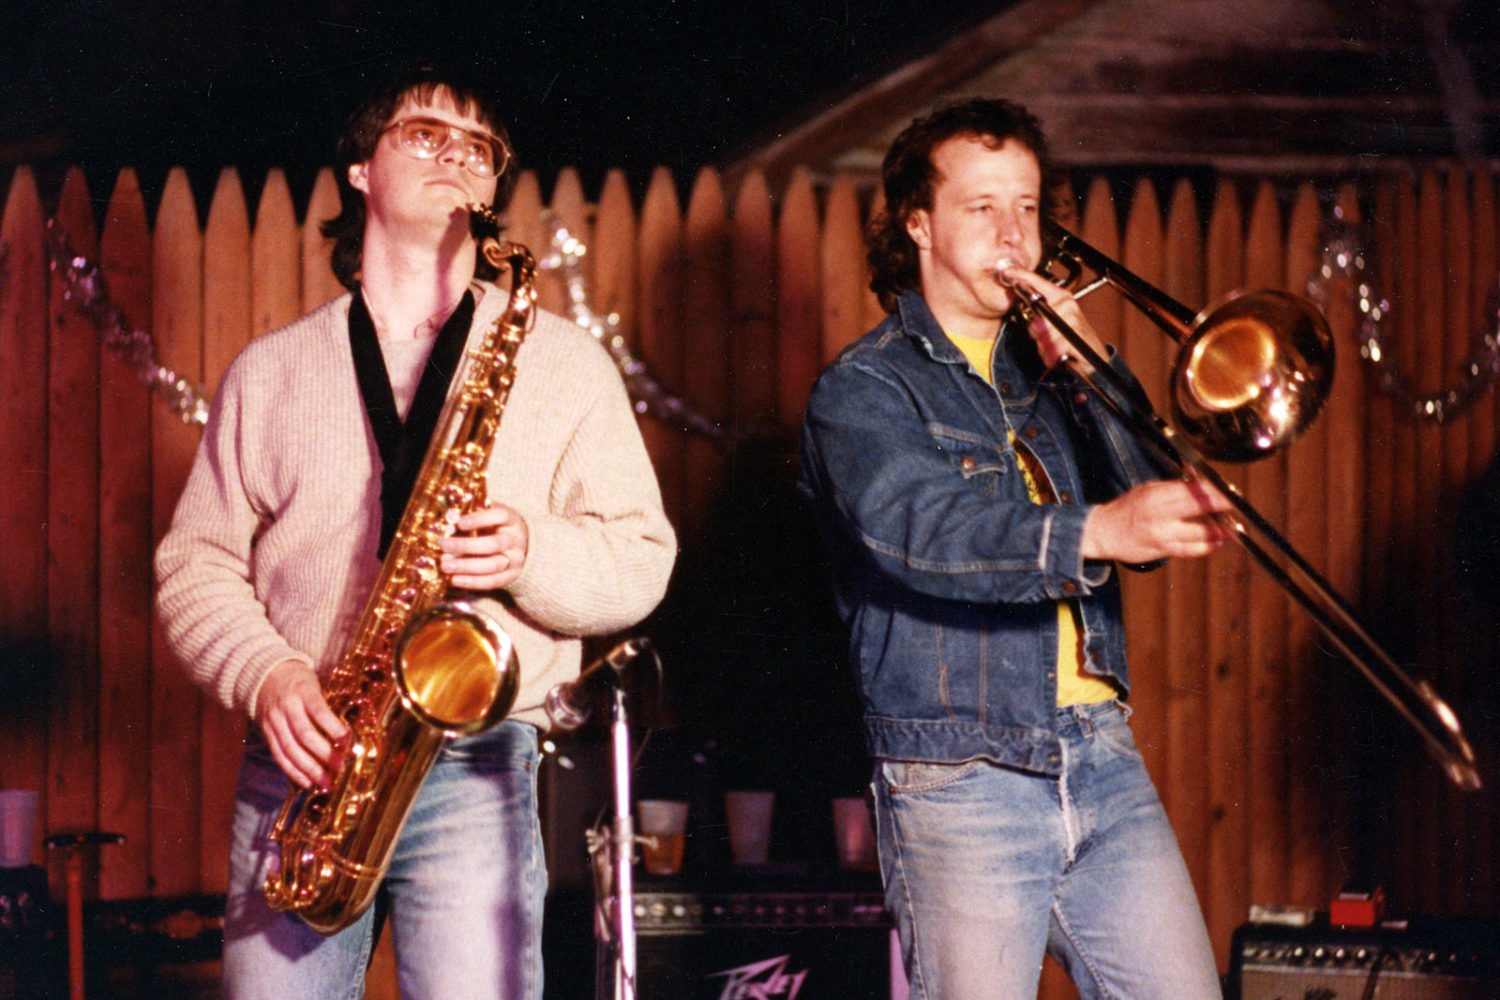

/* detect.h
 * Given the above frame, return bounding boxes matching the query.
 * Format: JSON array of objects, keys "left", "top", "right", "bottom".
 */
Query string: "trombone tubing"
[{"left": 1000, "top": 277, "right": 1482, "bottom": 792}]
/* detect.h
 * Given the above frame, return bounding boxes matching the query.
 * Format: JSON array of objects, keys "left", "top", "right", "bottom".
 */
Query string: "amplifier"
[
  {"left": 1230, "top": 915, "right": 1500, "bottom": 1000},
  {"left": 626, "top": 889, "right": 899, "bottom": 1000}
]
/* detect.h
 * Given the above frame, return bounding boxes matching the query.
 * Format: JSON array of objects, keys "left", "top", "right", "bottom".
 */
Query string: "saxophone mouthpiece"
[
  {"left": 467, "top": 203, "right": 502, "bottom": 240},
  {"left": 467, "top": 204, "right": 510, "bottom": 270}
]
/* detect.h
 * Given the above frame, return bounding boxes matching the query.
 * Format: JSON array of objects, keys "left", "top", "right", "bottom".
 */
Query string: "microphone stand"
[
  {"left": 601, "top": 682, "right": 638, "bottom": 1000},
  {"left": 550, "top": 638, "right": 647, "bottom": 1000}
]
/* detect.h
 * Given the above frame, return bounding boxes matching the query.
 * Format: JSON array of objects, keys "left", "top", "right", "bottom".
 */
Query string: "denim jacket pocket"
[{"left": 927, "top": 424, "right": 1008, "bottom": 495}]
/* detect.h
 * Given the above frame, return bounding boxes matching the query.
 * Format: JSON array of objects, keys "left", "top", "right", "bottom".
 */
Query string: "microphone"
[{"left": 545, "top": 637, "right": 648, "bottom": 730}]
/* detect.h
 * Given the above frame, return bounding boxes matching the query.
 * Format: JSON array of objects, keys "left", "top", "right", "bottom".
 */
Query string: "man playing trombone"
[{"left": 798, "top": 98, "right": 1231, "bottom": 999}]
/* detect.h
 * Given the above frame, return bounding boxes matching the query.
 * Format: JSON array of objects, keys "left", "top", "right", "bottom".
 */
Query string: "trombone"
[{"left": 1000, "top": 219, "right": 1481, "bottom": 791}]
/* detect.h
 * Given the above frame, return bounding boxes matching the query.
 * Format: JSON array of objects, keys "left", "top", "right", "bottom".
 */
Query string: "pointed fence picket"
[
  {"left": 46, "top": 169, "right": 102, "bottom": 858},
  {"left": 97, "top": 169, "right": 153, "bottom": 901},
  {"left": 774, "top": 167, "right": 820, "bottom": 429},
  {"left": 147, "top": 166, "right": 205, "bottom": 898},
  {"left": 0, "top": 168, "right": 49, "bottom": 863},
  {"left": 682, "top": 168, "right": 731, "bottom": 543}
]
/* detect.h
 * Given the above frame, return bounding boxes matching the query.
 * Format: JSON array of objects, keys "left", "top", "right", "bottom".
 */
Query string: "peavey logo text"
[{"left": 708, "top": 954, "right": 809, "bottom": 1000}]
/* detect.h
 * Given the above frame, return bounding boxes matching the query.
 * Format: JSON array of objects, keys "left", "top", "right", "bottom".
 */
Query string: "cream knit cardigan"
[{"left": 155, "top": 284, "right": 677, "bottom": 730}]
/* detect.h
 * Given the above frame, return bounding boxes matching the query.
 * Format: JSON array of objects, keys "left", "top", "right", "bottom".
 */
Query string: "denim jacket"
[{"left": 798, "top": 291, "right": 1167, "bottom": 774}]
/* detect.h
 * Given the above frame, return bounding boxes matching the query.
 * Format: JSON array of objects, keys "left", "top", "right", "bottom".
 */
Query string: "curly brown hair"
[
  {"left": 322, "top": 61, "right": 518, "bottom": 291},
  {"left": 867, "top": 98, "right": 1063, "bottom": 313}
]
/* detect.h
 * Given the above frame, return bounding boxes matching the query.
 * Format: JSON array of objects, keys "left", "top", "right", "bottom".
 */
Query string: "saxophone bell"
[{"left": 395, "top": 600, "right": 519, "bottom": 734}]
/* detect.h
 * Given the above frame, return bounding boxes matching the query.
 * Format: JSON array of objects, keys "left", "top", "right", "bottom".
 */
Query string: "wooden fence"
[{"left": 1, "top": 159, "right": 1498, "bottom": 990}]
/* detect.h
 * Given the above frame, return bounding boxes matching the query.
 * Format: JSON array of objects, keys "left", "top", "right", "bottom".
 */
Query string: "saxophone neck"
[{"left": 467, "top": 204, "right": 527, "bottom": 277}]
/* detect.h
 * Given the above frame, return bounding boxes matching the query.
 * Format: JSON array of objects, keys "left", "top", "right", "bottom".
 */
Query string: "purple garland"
[
  {"left": 42, "top": 206, "right": 1500, "bottom": 433},
  {"left": 45, "top": 219, "right": 210, "bottom": 427},
  {"left": 541, "top": 215, "right": 728, "bottom": 441},
  {"left": 1307, "top": 205, "right": 1500, "bottom": 424}
]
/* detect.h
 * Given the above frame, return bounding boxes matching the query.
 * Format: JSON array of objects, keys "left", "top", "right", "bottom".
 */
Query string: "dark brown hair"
[
  {"left": 866, "top": 97, "right": 1062, "bottom": 313},
  {"left": 322, "top": 62, "right": 517, "bottom": 291}
]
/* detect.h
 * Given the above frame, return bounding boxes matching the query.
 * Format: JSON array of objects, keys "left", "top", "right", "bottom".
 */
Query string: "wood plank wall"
[{"left": 1, "top": 161, "right": 1498, "bottom": 991}]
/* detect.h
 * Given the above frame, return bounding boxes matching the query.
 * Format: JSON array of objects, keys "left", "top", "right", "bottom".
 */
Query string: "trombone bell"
[
  {"left": 1172, "top": 290, "right": 1335, "bottom": 463},
  {"left": 1018, "top": 222, "right": 1481, "bottom": 790}
]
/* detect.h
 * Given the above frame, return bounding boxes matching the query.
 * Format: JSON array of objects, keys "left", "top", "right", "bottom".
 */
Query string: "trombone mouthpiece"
[{"left": 993, "top": 258, "right": 1026, "bottom": 288}]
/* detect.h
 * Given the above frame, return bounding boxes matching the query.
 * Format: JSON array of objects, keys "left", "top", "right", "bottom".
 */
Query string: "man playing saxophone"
[{"left": 155, "top": 62, "right": 676, "bottom": 1000}]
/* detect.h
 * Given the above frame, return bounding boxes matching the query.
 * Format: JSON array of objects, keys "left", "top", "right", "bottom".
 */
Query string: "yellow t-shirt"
[{"left": 947, "top": 330, "right": 1117, "bottom": 707}]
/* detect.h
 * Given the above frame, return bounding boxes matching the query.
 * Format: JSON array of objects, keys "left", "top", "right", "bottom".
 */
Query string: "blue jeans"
[
  {"left": 221, "top": 720, "right": 547, "bottom": 1000},
  {"left": 874, "top": 701, "right": 1222, "bottom": 1000}
]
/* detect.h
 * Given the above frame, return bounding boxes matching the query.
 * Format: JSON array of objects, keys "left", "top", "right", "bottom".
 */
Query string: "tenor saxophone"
[{"left": 263, "top": 208, "right": 535, "bottom": 934}]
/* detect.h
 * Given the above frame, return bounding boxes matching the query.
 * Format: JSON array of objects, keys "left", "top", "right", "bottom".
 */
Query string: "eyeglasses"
[{"left": 380, "top": 116, "right": 512, "bottom": 178}]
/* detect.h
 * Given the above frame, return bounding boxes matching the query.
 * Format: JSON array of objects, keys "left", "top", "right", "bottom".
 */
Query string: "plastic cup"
[
  {"left": 636, "top": 799, "right": 690, "bottom": 875},
  {"left": 831, "top": 796, "right": 878, "bottom": 870},
  {"left": 0, "top": 790, "right": 39, "bottom": 868},
  {"left": 723, "top": 790, "right": 774, "bottom": 866}
]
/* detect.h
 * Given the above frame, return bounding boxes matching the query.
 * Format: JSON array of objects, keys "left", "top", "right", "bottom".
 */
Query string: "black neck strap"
[{"left": 348, "top": 288, "right": 476, "bottom": 559}]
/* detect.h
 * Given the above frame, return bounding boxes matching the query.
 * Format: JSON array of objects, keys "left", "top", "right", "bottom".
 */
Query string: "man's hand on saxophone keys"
[
  {"left": 255, "top": 660, "right": 351, "bottom": 790},
  {"left": 440, "top": 500, "right": 529, "bottom": 591}
]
